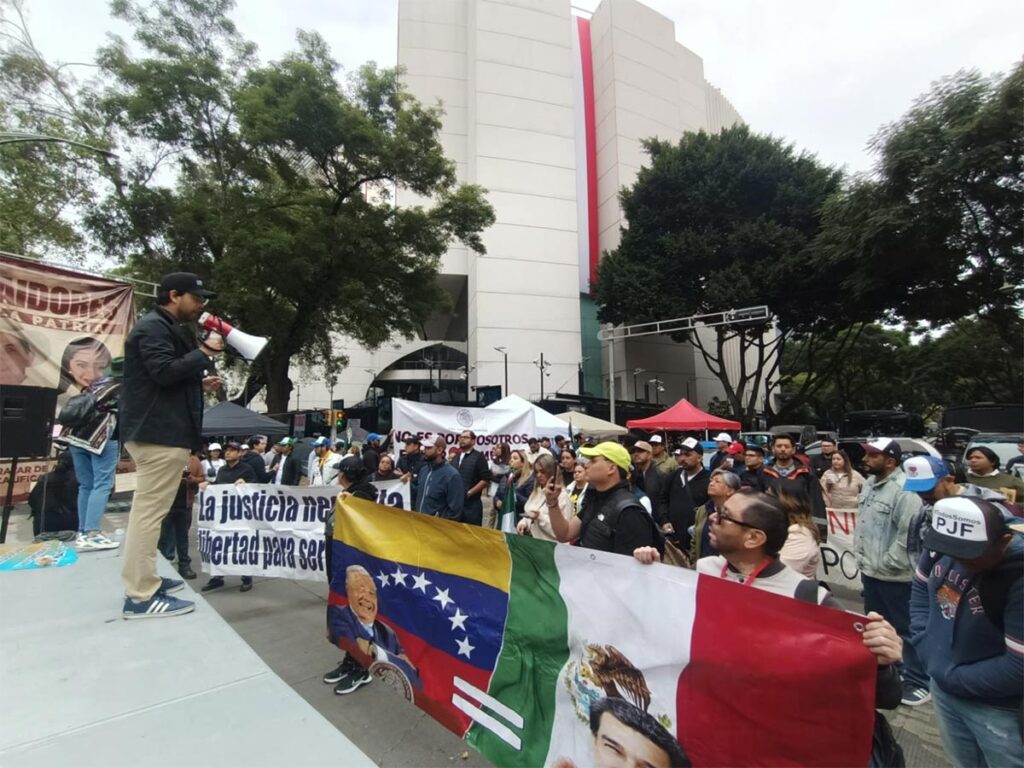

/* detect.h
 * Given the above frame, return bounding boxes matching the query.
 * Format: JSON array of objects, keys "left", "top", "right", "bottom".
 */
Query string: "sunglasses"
[{"left": 713, "top": 510, "right": 760, "bottom": 530}]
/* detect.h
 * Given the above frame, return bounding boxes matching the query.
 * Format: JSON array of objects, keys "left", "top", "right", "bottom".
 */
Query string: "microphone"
[{"left": 198, "top": 312, "right": 268, "bottom": 361}]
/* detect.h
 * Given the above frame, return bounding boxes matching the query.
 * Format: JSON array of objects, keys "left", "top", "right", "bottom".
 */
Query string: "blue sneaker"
[
  {"left": 160, "top": 577, "right": 184, "bottom": 594},
  {"left": 123, "top": 592, "right": 195, "bottom": 620}
]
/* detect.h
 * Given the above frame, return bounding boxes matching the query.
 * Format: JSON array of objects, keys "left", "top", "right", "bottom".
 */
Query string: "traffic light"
[{"left": 334, "top": 409, "right": 347, "bottom": 430}]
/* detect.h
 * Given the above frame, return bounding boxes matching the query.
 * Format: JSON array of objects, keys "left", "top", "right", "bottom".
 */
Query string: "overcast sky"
[{"left": 22, "top": 0, "right": 1024, "bottom": 174}]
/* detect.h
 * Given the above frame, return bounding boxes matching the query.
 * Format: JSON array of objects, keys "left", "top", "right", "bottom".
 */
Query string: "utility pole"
[
  {"left": 533, "top": 353, "right": 551, "bottom": 401},
  {"left": 598, "top": 305, "right": 771, "bottom": 424},
  {"left": 494, "top": 346, "right": 508, "bottom": 396},
  {"left": 633, "top": 368, "right": 645, "bottom": 401}
]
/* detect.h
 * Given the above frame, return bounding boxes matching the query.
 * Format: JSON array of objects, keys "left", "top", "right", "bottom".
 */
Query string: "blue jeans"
[
  {"left": 70, "top": 440, "right": 119, "bottom": 533},
  {"left": 931, "top": 681, "right": 1023, "bottom": 767},
  {"left": 862, "top": 575, "right": 929, "bottom": 688}
]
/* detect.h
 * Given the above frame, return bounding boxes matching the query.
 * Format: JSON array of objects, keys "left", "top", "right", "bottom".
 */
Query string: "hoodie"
[{"left": 909, "top": 528, "right": 1023, "bottom": 708}]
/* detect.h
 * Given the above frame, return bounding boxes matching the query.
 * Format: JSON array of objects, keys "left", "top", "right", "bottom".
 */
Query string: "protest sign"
[
  {"left": 329, "top": 497, "right": 878, "bottom": 767},
  {"left": 197, "top": 480, "right": 411, "bottom": 581},
  {"left": 817, "top": 507, "right": 861, "bottom": 591},
  {"left": 391, "top": 398, "right": 535, "bottom": 461}
]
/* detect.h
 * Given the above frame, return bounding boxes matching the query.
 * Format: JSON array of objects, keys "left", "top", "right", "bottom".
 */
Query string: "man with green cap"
[
  {"left": 542, "top": 441, "right": 662, "bottom": 557},
  {"left": 269, "top": 436, "right": 301, "bottom": 486}
]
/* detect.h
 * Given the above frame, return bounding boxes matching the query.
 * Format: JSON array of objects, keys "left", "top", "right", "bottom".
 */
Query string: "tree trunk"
[{"left": 262, "top": 352, "right": 294, "bottom": 415}]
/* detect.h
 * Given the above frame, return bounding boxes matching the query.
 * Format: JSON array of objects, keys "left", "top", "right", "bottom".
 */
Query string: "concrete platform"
[{"left": 0, "top": 546, "right": 374, "bottom": 768}]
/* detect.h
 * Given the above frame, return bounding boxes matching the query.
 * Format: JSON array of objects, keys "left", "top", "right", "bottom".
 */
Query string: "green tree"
[
  {"left": 2, "top": 0, "right": 494, "bottom": 412},
  {"left": 0, "top": 0, "right": 108, "bottom": 257},
  {"left": 915, "top": 318, "right": 1023, "bottom": 407},
  {"left": 781, "top": 324, "right": 930, "bottom": 425},
  {"left": 594, "top": 125, "right": 860, "bottom": 425},
  {"left": 819, "top": 63, "right": 1023, "bottom": 344}
]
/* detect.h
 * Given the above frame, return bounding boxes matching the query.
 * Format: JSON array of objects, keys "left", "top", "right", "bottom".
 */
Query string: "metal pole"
[
  {"left": 540, "top": 352, "right": 545, "bottom": 401},
  {"left": 608, "top": 333, "right": 616, "bottom": 424},
  {"left": 504, "top": 352, "right": 508, "bottom": 397}
]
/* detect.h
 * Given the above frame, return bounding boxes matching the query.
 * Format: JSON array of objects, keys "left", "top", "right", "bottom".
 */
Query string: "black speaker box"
[{"left": 0, "top": 385, "right": 57, "bottom": 459}]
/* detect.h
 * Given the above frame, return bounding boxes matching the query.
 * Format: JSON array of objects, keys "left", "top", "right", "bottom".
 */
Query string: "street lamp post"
[
  {"left": 493, "top": 346, "right": 509, "bottom": 396},
  {"left": 532, "top": 353, "right": 551, "bottom": 400},
  {"left": 648, "top": 378, "right": 665, "bottom": 405},
  {"left": 633, "top": 368, "right": 645, "bottom": 401}
]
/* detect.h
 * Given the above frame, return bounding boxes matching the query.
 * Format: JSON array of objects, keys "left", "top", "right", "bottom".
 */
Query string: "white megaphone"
[{"left": 198, "top": 312, "right": 268, "bottom": 361}]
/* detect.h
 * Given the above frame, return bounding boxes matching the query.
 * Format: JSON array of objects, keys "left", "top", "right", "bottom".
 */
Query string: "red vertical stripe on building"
[{"left": 576, "top": 16, "right": 599, "bottom": 291}]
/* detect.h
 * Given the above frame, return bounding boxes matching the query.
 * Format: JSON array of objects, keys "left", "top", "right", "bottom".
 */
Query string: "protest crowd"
[{"left": 30, "top": 271, "right": 1023, "bottom": 768}]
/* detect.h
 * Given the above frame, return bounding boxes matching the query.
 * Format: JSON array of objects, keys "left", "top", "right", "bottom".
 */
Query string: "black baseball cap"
[
  {"left": 159, "top": 272, "right": 216, "bottom": 299},
  {"left": 223, "top": 440, "right": 242, "bottom": 450}
]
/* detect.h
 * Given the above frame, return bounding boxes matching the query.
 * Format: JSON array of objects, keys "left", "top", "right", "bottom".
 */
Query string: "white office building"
[{"left": 275, "top": 0, "right": 775, "bottom": 421}]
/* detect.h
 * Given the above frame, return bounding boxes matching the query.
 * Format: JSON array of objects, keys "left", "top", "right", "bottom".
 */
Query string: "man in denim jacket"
[{"left": 855, "top": 438, "right": 927, "bottom": 706}]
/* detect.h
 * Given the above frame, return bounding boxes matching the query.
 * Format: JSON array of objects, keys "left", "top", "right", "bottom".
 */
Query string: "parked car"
[
  {"left": 963, "top": 433, "right": 1024, "bottom": 469},
  {"left": 804, "top": 438, "right": 942, "bottom": 474},
  {"left": 770, "top": 424, "right": 818, "bottom": 447}
]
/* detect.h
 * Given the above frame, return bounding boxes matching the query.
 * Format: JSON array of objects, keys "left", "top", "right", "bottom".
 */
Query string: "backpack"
[
  {"left": 603, "top": 489, "right": 679, "bottom": 562},
  {"left": 58, "top": 392, "right": 97, "bottom": 428}
]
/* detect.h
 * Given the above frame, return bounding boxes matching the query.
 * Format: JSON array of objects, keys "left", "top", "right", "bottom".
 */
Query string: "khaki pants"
[{"left": 122, "top": 441, "right": 189, "bottom": 601}]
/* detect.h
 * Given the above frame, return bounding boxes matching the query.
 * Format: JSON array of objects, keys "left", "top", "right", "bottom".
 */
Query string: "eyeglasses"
[
  {"left": 713, "top": 511, "right": 760, "bottom": 530},
  {"left": 189, "top": 293, "right": 210, "bottom": 307}
]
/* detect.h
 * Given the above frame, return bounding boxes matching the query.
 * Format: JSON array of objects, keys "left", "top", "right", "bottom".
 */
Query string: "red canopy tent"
[{"left": 626, "top": 399, "right": 741, "bottom": 431}]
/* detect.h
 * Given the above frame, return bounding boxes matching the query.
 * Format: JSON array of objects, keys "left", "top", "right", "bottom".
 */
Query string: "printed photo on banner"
[
  {"left": 329, "top": 496, "right": 879, "bottom": 768},
  {"left": 197, "top": 480, "right": 410, "bottom": 581},
  {"left": 0, "top": 256, "right": 134, "bottom": 397},
  {"left": 1, "top": 255, "right": 135, "bottom": 498}
]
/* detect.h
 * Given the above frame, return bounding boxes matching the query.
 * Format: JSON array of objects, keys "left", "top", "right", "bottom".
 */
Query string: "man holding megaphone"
[{"left": 119, "top": 272, "right": 226, "bottom": 620}]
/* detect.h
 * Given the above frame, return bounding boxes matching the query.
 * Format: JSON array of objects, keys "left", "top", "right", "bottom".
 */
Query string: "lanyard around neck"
[{"left": 720, "top": 558, "right": 773, "bottom": 586}]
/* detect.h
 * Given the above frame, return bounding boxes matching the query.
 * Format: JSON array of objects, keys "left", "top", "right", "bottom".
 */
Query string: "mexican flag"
[{"left": 330, "top": 497, "right": 876, "bottom": 767}]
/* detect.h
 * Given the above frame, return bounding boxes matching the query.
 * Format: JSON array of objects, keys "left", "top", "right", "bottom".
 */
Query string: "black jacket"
[
  {"left": 657, "top": 467, "right": 710, "bottom": 545},
  {"left": 634, "top": 464, "right": 664, "bottom": 512},
  {"left": 453, "top": 449, "right": 492, "bottom": 495},
  {"left": 119, "top": 307, "right": 210, "bottom": 449},
  {"left": 269, "top": 452, "right": 302, "bottom": 486},
  {"left": 214, "top": 461, "right": 257, "bottom": 484},
  {"left": 241, "top": 450, "right": 270, "bottom": 483}
]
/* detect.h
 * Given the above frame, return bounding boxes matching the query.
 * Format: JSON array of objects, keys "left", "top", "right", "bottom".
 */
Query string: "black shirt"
[
  {"left": 576, "top": 483, "right": 657, "bottom": 556},
  {"left": 454, "top": 449, "right": 492, "bottom": 496},
  {"left": 214, "top": 461, "right": 258, "bottom": 484}
]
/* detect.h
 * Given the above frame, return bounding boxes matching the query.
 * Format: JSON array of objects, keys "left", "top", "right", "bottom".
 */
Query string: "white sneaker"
[
  {"left": 75, "top": 533, "right": 96, "bottom": 551},
  {"left": 85, "top": 533, "right": 120, "bottom": 550}
]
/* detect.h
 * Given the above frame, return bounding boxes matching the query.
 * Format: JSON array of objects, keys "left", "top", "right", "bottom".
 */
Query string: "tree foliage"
[
  {"left": 819, "top": 63, "right": 1023, "bottom": 344},
  {"left": 782, "top": 318, "right": 1023, "bottom": 426},
  {"left": 595, "top": 125, "right": 851, "bottom": 424},
  {"left": 1, "top": 0, "right": 494, "bottom": 412},
  {"left": 0, "top": 0, "right": 108, "bottom": 257}
]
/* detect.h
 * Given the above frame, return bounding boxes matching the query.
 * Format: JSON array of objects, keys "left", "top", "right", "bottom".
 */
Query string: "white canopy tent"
[
  {"left": 554, "top": 410, "right": 628, "bottom": 438},
  {"left": 485, "top": 394, "right": 565, "bottom": 440}
]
